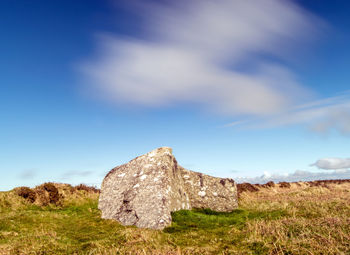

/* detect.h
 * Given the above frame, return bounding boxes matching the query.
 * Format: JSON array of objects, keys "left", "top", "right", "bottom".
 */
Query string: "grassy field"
[{"left": 0, "top": 181, "right": 349, "bottom": 254}]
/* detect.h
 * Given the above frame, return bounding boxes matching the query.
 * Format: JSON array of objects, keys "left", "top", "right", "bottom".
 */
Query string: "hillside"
[{"left": 0, "top": 181, "right": 349, "bottom": 254}]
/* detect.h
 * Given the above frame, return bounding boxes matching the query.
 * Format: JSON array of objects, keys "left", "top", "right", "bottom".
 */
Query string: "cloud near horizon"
[
  {"left": 235, "top": 169, "right": 350, "bottom": 184},
  {"left": 81, "top": 0, "right": 322, "bottom": 116},
  {"left": 236, "top": 156, "right": 350, "bottom": 183}
]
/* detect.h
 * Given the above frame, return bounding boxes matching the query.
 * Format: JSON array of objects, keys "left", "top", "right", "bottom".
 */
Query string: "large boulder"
[{"left": 98, "top": 147, "right": 238, "bottom": 229}]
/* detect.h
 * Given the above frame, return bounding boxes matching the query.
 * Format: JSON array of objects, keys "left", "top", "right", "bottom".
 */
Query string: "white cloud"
[
  {"left": 236, "top": 169, "right": 350, "bottom": 184},
  {"left": 311, "top": 158, "right": 350, "bottom": 170},
  {"left": 81, "top": 0, "right": 322, "bottom": 116}
]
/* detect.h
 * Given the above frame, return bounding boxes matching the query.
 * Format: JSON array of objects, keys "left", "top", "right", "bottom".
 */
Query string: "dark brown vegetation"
[
  {"left": 41, "top": 182, "right": 60, "bottom": 204},
  {"left": 307, "top": 179, "right": 350, "bottom": 188},
  {"left": 278, "top": 182, "right": 291, "bottom": 188},
  {"left": 15, "top": 187, "right": 36, "bottom": 203},
  {"left": 237, "top": 181, "right": 277, "bottom": 196},
  {"left": 237, "top": 182, "right": 259, "bottom": 196},
  {"left": 14, "top": 183, "right": 100, "bottom": 207},
  {"left": 74, "top": 183, "right": 100, "bottom": 193},
  {"left": 264, "top": 181, "right": 275, "bottom": 188},
  {"left": 237, "top": 179, "right": 350, "bottom": 196}
]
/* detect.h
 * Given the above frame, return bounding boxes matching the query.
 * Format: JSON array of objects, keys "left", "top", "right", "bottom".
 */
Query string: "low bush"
[
  {"left": 237, "top": 182, "right": 259, "bottom": 196},
  {"left": 15, "top": 187, "right": 36, "bottom": 203},
  {"left": 278, "top": 182, "right": 291, "bottom": 188},
  {"left": 74, "top": 184, "right": 100, "bottom": 193}
]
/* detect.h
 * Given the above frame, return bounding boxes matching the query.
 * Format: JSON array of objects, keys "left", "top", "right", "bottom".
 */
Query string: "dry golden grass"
[
  {"left": 240, "top": 182, "right": 350, "bottom": 254},
  {"left": 0, "top": 181, "right": 349, "bottom": 254}
]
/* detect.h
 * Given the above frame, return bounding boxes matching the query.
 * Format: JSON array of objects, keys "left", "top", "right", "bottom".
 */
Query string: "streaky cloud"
[
  {"left": 60, "top": 170, "right": 93, "bottom": 180},
  {"left": 225, "top": 91, "right": 350, "bottom": 135},
  {"left": 18, "top": 169, "right": 37, "bottom": 180},
  {"left": 80, "top": 0, "right": 323, "bottom": 116}
]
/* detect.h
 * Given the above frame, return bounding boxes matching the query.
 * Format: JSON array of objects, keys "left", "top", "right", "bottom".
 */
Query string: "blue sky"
[{"left": 1, "top": 0, "right": 350, "bottom": 190}]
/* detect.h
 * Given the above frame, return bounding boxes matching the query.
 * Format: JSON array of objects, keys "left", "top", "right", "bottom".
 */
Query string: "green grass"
[
  {"left": 163, "top": 208, "right": 286, "bottom": 253},
  {"left": 1, "top": 182, "right": 350, "bottom": 254},
  {"left": 0, "top": 198, "right": 284, "bottom": 254},
  {"left": 165, "top": 208, "right": 286, "bottom": 232},
  {"left": 0, "top": 198, "right": 127, "bottom": 254},
  {"left": 0, "top": 190, "right": 286, "bottom": 254}
]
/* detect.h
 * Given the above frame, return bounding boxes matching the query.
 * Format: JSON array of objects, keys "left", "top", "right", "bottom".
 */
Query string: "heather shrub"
[
  {"left": 34, "top": 182, "right": 60, "bottom": 206},
  {"left": 74, "top": 184, "right": 100, "bottom": 193},
  {"left": 16, "top": 187, "right": 36, "bottom": 203},
  {"left": 237, "top": 182, "right": 259, "bottom": 196},
  {"left": 278, "top": 182, "right": 291, "bottom": 188}
]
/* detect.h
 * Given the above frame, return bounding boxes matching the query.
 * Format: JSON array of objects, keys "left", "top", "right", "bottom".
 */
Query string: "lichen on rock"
[{"left": 98, "top": 147, "right": 238, "bottom": 229}]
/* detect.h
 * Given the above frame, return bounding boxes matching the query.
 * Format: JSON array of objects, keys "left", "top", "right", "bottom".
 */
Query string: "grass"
[{"left": 0, "top": 182, "right": 349, "bottom": 254}]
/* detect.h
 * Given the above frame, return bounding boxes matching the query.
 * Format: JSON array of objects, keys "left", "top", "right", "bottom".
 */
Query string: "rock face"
[{"left": 98, "top": 147, "right": 238, "bottom": 229}]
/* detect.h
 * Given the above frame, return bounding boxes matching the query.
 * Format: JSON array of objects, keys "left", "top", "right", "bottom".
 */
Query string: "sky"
[{"left": 1, "top": 0, "right": 350, "bottom": 190}]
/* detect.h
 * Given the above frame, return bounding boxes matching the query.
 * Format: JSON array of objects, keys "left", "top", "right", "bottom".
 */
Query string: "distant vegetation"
[{"left": 1, "top": 181, "right": 350, "bottom": 254}]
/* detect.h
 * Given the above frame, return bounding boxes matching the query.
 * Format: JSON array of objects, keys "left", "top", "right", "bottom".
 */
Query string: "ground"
[{"left": 0, "top": 181, "right": 349, "bottom": 254}]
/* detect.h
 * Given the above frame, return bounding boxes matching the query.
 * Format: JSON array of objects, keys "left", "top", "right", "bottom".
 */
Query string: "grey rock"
[{"left": 98, "top": 147, "right": 238, "bottom": 229}]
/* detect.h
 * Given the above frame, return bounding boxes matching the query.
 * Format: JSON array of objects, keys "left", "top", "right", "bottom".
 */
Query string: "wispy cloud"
[
  {"left": 18, "top": 169, "right": 37, "bottom": 180},
  {"left": 225, "top": 91, "right": 350, "bottom": 134},
  {"left": 81, "top": 0, "right": 323, "bottom": 116},
  {"left": 60, "top": 170, "right": 93, "bottom": 180},
  {"left": 235, "top": 169, "right": 350, "bottom": 184},
  {"left": 311, "top": 157, "right": 350, "bottom": 170}
]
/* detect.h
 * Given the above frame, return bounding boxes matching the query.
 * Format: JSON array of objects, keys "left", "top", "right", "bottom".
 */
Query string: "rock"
[{"left": 98, "top": 147, "right": 238, "bottom": 229}]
